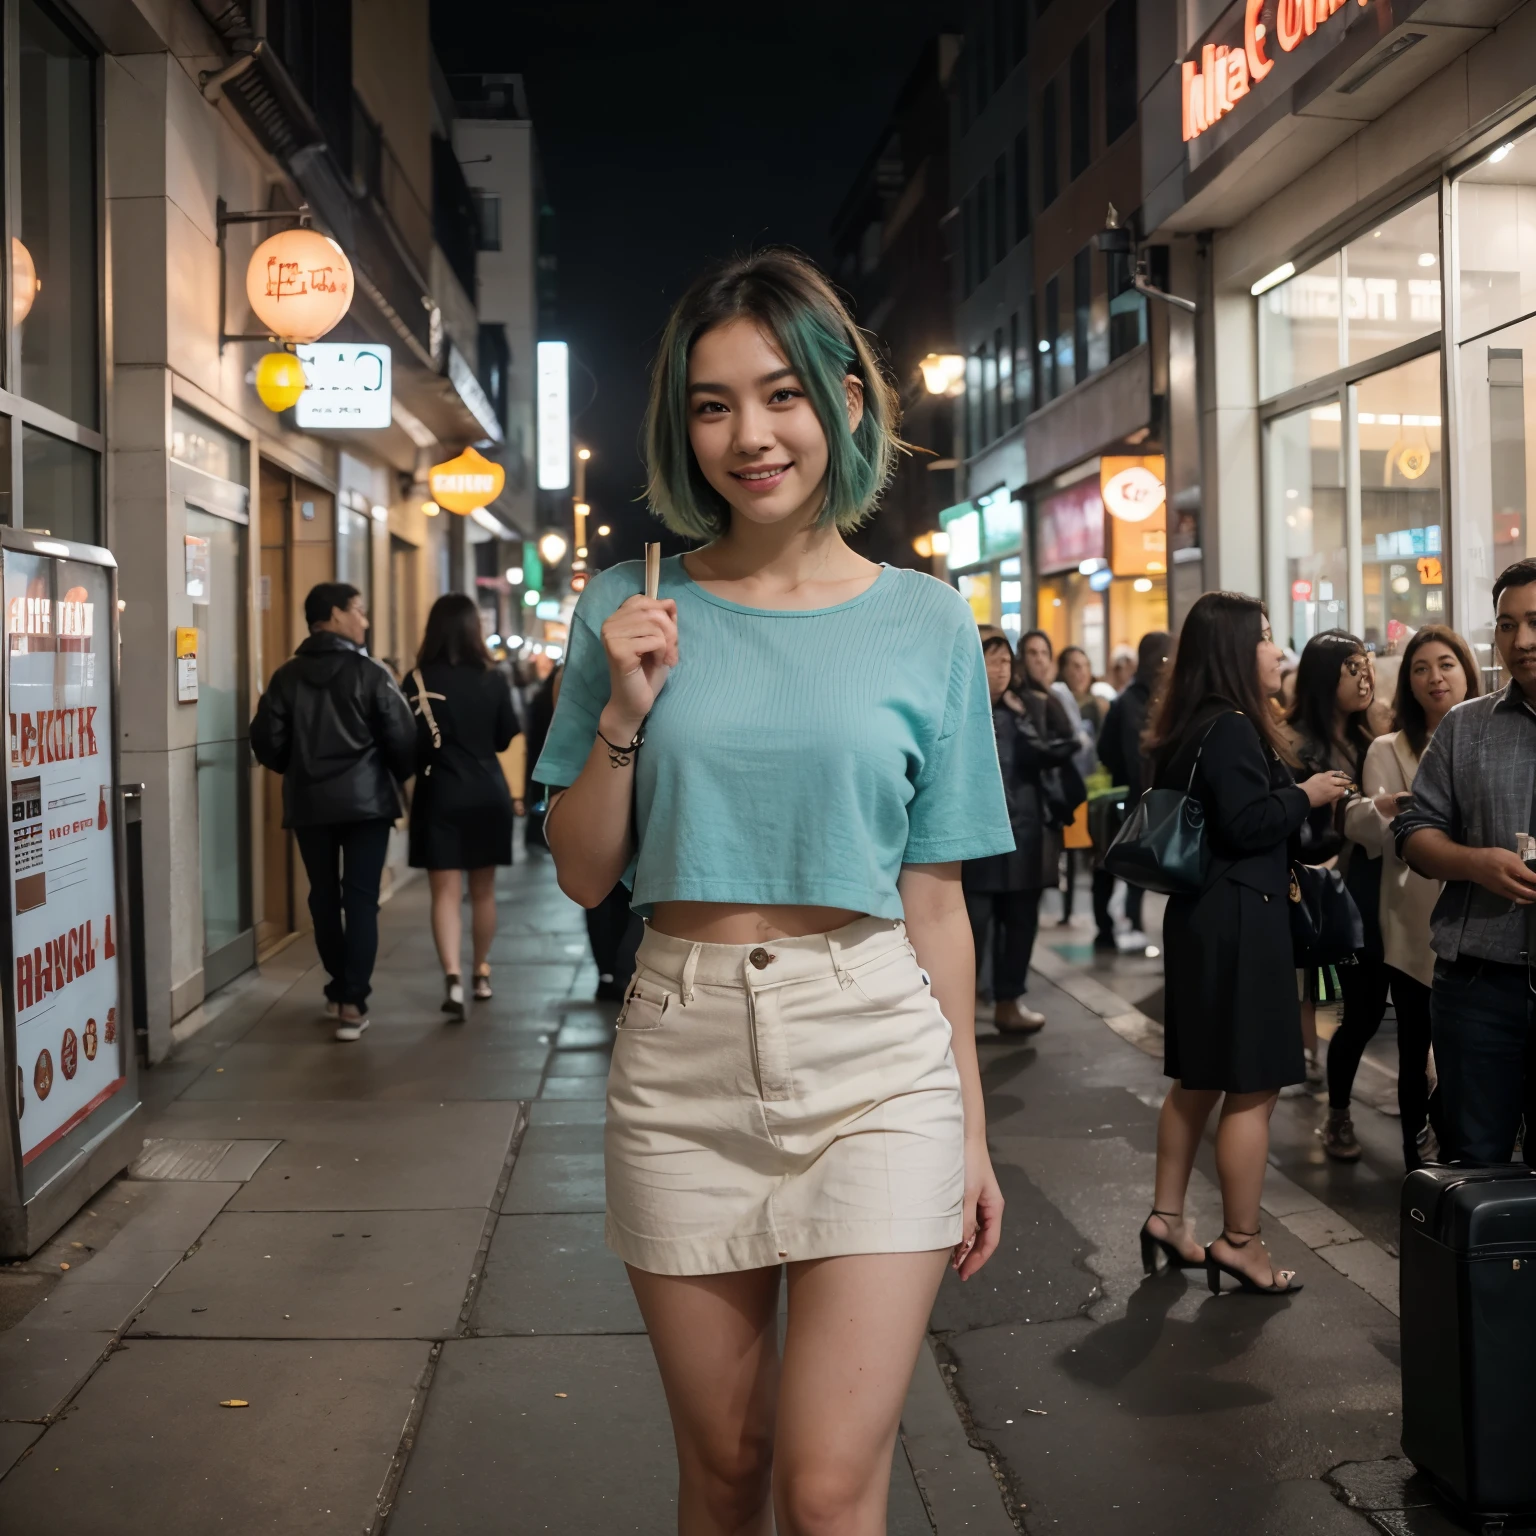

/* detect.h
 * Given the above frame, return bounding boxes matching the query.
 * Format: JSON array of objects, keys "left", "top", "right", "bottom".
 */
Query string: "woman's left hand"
[{"left": 954, "top": 1140, "right": 1004, "bottom": 1280}]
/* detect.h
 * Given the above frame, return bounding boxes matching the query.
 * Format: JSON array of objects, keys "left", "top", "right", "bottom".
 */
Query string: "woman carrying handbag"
[{"left": 1137, "top": 593, "right": 1350, "bottom": 1295}]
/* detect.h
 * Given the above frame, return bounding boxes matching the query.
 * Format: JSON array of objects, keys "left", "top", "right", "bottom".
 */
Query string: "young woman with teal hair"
[{"left": 534, "top": 248, "right": 1014, "bottom": 1532}]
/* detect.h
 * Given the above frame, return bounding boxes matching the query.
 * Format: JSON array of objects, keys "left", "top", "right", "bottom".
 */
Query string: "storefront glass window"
[
  {"left": 1264, "top": 400, "right": 1346, "bottom": 649},
  {"left": 1355, "top": 352, "right": 1444, "bottom": 654},
  {"left": 1259, "top": 254, "right": 1341, "bottom": 401},
  {"left": 171, "top": 405, "right": 249, "bottom": 485},
  {"left": 999, "top": 556, "right": 1022, "bottom": 639},
  {"left": 15, "top": 0, "right": 98, "bottom": 429},
  {"left": 1457, "top": 125, "right": 1536, "bottom": 342},
  {"left": 21, "top": 426, "right": 98, "bottom": 544}
]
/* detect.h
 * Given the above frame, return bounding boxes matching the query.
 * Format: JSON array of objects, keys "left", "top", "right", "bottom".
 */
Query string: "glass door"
[
  {"left": 187, "top": 506, "right": 252, "bottom": 991},
  {"left": 1264, "top": 398, "right": 1347, "bottom": 648}
]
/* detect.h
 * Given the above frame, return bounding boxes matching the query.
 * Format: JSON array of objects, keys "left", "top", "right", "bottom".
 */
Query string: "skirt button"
[{"left": 749, "top": 947, "right": 771, "bottom": 969}]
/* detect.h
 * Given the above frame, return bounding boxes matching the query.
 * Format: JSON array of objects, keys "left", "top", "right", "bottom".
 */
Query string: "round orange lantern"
[
  {"left": 254, "top": 351, "right": 307, "bottom": 412},
  {"left": 245, "top": 227, "right": 353, "bottom": 343},
  {"left": 12, "top": 237, "right": 37, "bottom": 326},
  {"left": 428, "top": 446, "right": 506, "bottom": 514}
]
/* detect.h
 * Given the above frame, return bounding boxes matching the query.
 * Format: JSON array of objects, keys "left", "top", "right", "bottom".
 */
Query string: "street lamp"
[
  {"left": 597, "top": 524, "right": 611, "bottom": 538},
  {"left": 539, "top": 532, "right": 568, "bottom": 566},
  {"left": 918, "top": 353, "right": 966, "bottom": 397}
]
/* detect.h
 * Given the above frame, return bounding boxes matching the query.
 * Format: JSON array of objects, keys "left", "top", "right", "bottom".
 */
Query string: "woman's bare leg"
[
  {"left": 1208, "top": 1089, "right": 1296, "bottom": 1287},
  {"left": 467, "top": 866, "right": 497, "bottom": 974},
  {"left": 772, "top": 1250, "right": 949, "bottom": 1536},
  {"left": 428, "top": 869, "right": 463, "bottom": 975},
  {"left": 627, "top": 1265, "right": 782, "bottom": 1536},
  {"left": 1148, "top": 1084, "right": 1221, "bottom": 1262}
]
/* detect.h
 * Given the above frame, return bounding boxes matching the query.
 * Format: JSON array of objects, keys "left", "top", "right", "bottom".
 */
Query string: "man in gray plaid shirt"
[{"left": 1396, "top": 558, "right": 1536, "bottom": 1164}]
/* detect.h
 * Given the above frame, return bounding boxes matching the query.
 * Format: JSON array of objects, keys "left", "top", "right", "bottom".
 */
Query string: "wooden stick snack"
[{"left": 645, "top": 542, "right": 661, "bottom": 600}]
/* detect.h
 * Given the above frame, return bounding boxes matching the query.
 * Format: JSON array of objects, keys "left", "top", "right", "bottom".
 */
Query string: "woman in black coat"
[
  {"left": 1138, "top": 592, "right": 1351, "bottom": 1295},
  {"left": 403, "top": 594, "right": 519, "bottom": 1019},
  {"left": 963, "top": 632, "right": 1079, "bottom": 1035}
]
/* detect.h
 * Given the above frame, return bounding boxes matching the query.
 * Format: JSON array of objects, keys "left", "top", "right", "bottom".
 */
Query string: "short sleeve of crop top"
[{"left": 532, "top": 558, "right": 1014, "bottom": 918}]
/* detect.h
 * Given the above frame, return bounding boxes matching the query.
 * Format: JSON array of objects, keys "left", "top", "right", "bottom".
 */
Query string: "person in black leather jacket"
[{"left": 251, "top": 582, "right": 415, "bottom": 1041}]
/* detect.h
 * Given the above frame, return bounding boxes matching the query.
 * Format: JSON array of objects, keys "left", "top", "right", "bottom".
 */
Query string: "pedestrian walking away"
[
  {"left": 1050, "top": 644, "right": 1101, "bottom": 926},
  {"left": 1397, "top": 557, "right": 1536, "bottom": 1166},
  {"left": 965, "top": 632, "right": 1079, "bottom": 1034},
  {"left": 403, "top": 593, "right": 521, "bottom": 1019},
  {"left": 249, "top": 581, "right": 415, "bottom": 1041},
  {"left": 534, "top": 249, "right": 1014, "bottom": 1534},
  {"left": 1141, "top": 592, "right": 1351, "bottom": 1295},
  {"left": 1094, "top": 631, "right": 1170, "bottom": 949},
  {"left": 1341, "top": 625, "right": 1476, "bottom": 1168}
]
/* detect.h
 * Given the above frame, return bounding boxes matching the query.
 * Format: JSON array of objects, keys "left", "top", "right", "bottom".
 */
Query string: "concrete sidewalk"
[{"left": 0, "top": 858, "right": 1456, "bottom": 1534}]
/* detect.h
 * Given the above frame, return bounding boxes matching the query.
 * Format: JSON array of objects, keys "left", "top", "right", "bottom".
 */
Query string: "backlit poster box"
[{"left": 537, "top": 341, "right": 571, "bottom": 490}]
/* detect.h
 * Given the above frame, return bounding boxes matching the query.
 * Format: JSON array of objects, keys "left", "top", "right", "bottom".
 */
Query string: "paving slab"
[
  {"left": 140, "top": 1101, "right": 520, "bottom": 1212},
  {"left": 130, "top": 1208, "right": 486, "bottom": 1339},
  {"left": 526, "top": 1097, "right": 607, "bottom": 1125},
  {"left": 23, "top": 1280, "right": 157, "bottom": 1333},
  {"left": 0, "top": 1420, "right": 43, "bottom": 1478},
  {"left": 518, "top": 1121, "right": 606, "bottom": 1155},
  {"left": 177, "top": 1041, "right": 545, "bottom": 1102},
  {"left": 538, "top": 1075, "right": 609, "bottom": 1099},
  {"left": 500, "top": 1151, "right": 606, "bottom": 1213},
  {"left": 545, "top": 1048, "right": 612, "bottom": 1078},
  {"left": 0, "top": 1327, "right": 114, "bottom": 1420},
  {"left": 0, "top": 1338, "right": 430, "bottom": 1535},
  {"left": 470, "top": 1213, "right": 644, "bottom": 1335}
]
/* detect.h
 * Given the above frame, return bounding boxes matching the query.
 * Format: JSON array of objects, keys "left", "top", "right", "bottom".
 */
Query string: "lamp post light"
[{"left": 918, "top": 353, "right": 966, "bottom": 397}]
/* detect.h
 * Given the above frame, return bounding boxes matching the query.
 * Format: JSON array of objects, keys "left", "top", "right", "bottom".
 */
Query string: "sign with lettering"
[
  {"left": 293, "top": 343, "right": 392, "bottom": 430},
  {"left": 1036, "top": 478, "right": 1106, "bottom": 574},
  {"left": 5, "top": 554, "right": 123, "bottom": 1167}
]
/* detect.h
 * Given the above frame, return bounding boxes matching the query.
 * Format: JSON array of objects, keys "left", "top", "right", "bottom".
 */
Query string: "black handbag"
[
  {"left": 1040, "top": 761, "right": 1088, "bottom": 830},
  {"left": 1288, "top": 862, "right": 1363, "bottom": 965},
  {"left": 1100, "top": 720, "right": 1219, "bottom": 896}
]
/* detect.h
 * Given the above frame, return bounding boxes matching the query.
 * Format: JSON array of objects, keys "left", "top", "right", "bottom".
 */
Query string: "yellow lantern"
[
  {"left": 428, "top": 446, "right": 506, "bottom": 514},
  {"left": 245, "top": 227, "right": 354, "bottom": 343},
  {"left": 254, "top": 350, "right": 307, "bottom": 413},
  {"left": 11, "top": 237, "right": 38, "bottom": 326}
]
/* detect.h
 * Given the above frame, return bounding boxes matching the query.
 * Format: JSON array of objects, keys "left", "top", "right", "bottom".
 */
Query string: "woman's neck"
[{"left": 686, "top": 512, "right": 869, "bottom": 589}]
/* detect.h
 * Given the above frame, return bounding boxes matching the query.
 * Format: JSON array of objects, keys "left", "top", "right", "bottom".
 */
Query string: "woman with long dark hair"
[
  {"left": 1283, "top": 630, "right": 1380, "bottom": 1128},
  {"left": 403, "top": 593, "right": 519, "bottom": 1018},
  {"left": 1338, "top": 625, "right": 1478, "bottom": 1167},
  {"left": 1140, "top": 593, "right": 1351, "bottom": 1294}
]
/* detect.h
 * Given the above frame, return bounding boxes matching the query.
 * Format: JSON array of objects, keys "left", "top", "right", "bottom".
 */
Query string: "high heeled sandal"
[
  {"left": 472, "top": 969, "right": 492, "bottom": 1001},
  {"left": 1138, "top": 1209, "right": 1206, "bottom": 1274},
  {"left": 442, "top": 973, "right": 466, "bottom": 1022},
  {"left": 1205, "top": 1226, "right": 1303, "bottom": 1296}
]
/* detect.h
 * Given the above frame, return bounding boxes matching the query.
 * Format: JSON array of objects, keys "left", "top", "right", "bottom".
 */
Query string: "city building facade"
[{"left": 0, "top": 0, "right": 518, "bottom": 1060}]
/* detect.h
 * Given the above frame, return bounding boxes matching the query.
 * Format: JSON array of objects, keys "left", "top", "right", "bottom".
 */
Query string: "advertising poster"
[{"left": 5, "top": 552, "right": 122, "bottom": 1169}]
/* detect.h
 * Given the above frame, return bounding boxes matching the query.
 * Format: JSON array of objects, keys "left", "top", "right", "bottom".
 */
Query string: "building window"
[
  {"left": 1069, "top": 40, "right": 1091, "bottom": 182},
  {"left": 1013, "top": 0, "right": 1029, "bottom": 64},
  {"left": 983, "top": 342, "right": 999, "bottom": 444},
  {"left": 1108, "top": 247, "right": 1148, "bottom": 360},
  {"left": 1041, "top": 79, "right": 1059, "bottom": 207},
  {"left": 1074, "top": 247, "right": 1092, "bottom": 387},
  {"left": 471, "top": 190, "right": 502, "bottom": 252},
  {"left": 994, "top": 157, "right": 1008, "bottom": 265},
  {"left": 1044, "top": 277, "right": 1061, "bottom": 402},
  {"left": 967, "top": 348, "right": 985, "bottom": 457},
  {"left": 997, "top": 325, "right": 1013, "bottom": 428},
  {"left": 993, "top": 0, "right": 1010, "bottom": 87},
  {"left": 1104, "top": 0, "right": 1137, "bottom": 144},
  {"left": 977, "top": 177, "right": 992, "bottom": 284},
  {"left": 973, "top": 13, "right": 990, "bottom": 117},
  {"left": 1013, "top": 310, "right": 1034, "bottom": 421},
  {"left": 1013, "top": 128, "right": 1030, "bottom": 242},
  {"left": 958, "top": 43, "right": 972, "bottom": 135},
  {"left": 22, "top": 426, "right": 98, "bottom": 544},
  {"left": 963, "top": 190, "right": 976, "bottom": 298}
]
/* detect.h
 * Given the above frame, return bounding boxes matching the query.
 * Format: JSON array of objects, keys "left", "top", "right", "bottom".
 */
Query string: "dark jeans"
[
  {"left": 294, "top": 819, "right": 393, "bottom": 1010},
  {"left": 1091, "top": 869, "right": 1144, "bottom": 939},
  {"left": 1328, "top": 957, "right": 1440, "bottom": 1166},
  {"left": 1431, "top": 956, "right": 1536, "bottom": 1166},
  {"left": 966, "top": 888, "right": 1042, "bottom": 1002}
]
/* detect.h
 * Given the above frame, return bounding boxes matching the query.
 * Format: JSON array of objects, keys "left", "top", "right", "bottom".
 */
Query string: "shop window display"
[{"left": 1265, "top": 401, "right": 1347, "bottom": 649}]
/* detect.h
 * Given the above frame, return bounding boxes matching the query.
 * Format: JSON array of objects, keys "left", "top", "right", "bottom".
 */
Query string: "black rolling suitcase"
[{"left": 1400, "top": 1165, "right": 1536, "bottom": 1531}]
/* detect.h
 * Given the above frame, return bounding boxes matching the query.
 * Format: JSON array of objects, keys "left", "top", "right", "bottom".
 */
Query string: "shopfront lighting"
[
  {"left": 1490, "top": 142, "right": 1515, "bottom": 165},
  {"left": 254, "top": 350, "right": 307, "bottom": 412},
  {"left": 505, "top": 565, "right": 524, "bottom": 585},
  {"left": 487, "top": 633, "right": 502, "bottom": 648},
  {"left": 931, "top": 531, "right": 950, "bottom": 555},
  {"left": 539, "top": 532, "right": 568, "bottom": 566},
  {"left": 523, "top": 590, "right": 541, "bottom": 607},
  {"left": 245, "top": 228, "right": 354, "bottom": 343},
  {"left": 1250, "top": 261, "right": 1295, "bottom": 297},
  {"left": 1037, "top": 339, "right": 1051, "bottom": 353},
  {"left": 1417, "top": 252, "right": 1437, "bottom": 268},
  {"left": 11, "top": 237, "right": 38, "bottom": 326},
  {"left": 597, "top": 524, "right": 611, "bottom": 537},
  {"left": 1078, "top": 557, "right": 1109, "bottom": 576},
  {"left": 912, "top": 533, "right": 935, "bottom": 560},
  {"left": 421, "top": 500, "right": 440, "bottom": 517},
  {"left": 918, "top": 353, "right": 966, "bottom": 397},
  {"left": 428, "top": 446, "right": 506, "bottom": 514},
  {"left": 1133, "top": 577, "right": 1154, "bottom": 593},
  {"left": 576, "top": 546, "right": 588, "bottom": 559},
  {"left": 577, "top": 447, "right": 592, "bottom": 461}
]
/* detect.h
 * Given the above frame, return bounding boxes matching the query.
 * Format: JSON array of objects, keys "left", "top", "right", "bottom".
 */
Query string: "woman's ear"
[{"left": 843, "top": 375, "right": 865, "bottom": 434}]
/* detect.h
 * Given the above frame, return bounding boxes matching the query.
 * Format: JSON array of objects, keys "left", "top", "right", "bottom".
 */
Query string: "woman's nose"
[{"left": 731, "top": 404, "right": 775, "bottom": 453}]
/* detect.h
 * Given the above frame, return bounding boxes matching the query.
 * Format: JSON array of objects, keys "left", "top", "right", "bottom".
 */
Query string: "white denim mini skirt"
[{"left": 605, "top": 916, "right": 966, "bottom": 1276}]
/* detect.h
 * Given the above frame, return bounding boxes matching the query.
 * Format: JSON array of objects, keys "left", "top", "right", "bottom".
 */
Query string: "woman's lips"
[{"left": 730, "top": 464, "right": 791, "bottom": 493}]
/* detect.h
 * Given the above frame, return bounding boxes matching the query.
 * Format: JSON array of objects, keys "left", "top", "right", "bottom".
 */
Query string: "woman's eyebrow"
[{"left": 687, "top": 367, "right": 798, "bottom": 396}]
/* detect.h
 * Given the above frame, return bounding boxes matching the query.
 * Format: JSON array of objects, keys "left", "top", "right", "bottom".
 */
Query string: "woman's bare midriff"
[{"left": 649, "top": 902, "right": 867, "bottom": 945}]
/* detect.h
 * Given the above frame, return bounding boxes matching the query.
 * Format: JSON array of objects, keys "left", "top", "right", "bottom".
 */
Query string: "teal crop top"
[{"left": 532, "top": 556, "right": 1015, "bottom": 918}]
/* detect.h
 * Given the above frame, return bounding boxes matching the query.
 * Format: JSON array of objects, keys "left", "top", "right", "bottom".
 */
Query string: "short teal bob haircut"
[{"left": 644, "top": 249, "right": 902, "bottom": 540}]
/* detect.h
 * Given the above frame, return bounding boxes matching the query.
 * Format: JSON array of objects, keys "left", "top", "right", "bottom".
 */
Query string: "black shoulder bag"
[{"left": 1100, "top": 718, "right": 1221, "bottom": 896}]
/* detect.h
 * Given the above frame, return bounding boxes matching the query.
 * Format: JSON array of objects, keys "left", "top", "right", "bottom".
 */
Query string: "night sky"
[{"left": 432, "top": 1, "right": 960, "bottom": 565}]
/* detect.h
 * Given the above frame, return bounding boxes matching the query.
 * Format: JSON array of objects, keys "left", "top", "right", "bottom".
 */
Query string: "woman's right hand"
[
  {"left": 601, "top": 595, "right": 679, "bottom": 729},
  {"left": 1302, "top": 770, "right": 1353, "bottom": 808}
]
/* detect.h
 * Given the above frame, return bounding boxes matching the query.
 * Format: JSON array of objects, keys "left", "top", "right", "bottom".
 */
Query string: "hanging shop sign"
[
  {"left": 537, "top": 341, "right": 571, "bottom": 490},
  {"left": 1181, "top": 0, "right": 1394, "bottom": 151},
  {"left": 1100, "top": 456, "right": 1167, "bottom": 523},
  {"left": 5, "top": 558, "right": 124, "bottom": 1168},
  {"left": 11, "top": 238, "right": 38, "bottom": 326},
  {"left": 1036, "top": 477, "right": 1106, "bottom": 574},
  {"left": 294, "top": 343, "right": 392, "bottom": 430},
  {"left": 245, "top": 228, "right": 354, "bottom": 343},
  {"left": 254, "top": 351, "right": 306, "bottom": 413},
  {"left": 429, "top": 446, "right": 506, "bottom": 514}
]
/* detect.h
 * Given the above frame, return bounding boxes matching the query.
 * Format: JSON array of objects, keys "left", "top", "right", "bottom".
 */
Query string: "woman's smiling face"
[{"left": 686, "top": 318, "right": 861, "bottom": 531}]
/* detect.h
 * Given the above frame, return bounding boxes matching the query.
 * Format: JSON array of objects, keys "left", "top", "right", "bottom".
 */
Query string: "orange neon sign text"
[{"left": 1183, "top": 0, "right": 1368, "bottom": 143}]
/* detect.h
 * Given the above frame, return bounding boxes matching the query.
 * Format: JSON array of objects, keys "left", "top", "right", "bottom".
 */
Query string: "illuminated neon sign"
[{"left": 1183, "top": 0, "right": 1366, "bottom": 143}]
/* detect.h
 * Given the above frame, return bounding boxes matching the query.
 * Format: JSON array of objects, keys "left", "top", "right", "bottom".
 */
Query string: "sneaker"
[
  {"left": 442, "top": 974, "right": 466, "bottom": 1023},
  {"left": 1320, "top": 1109, "right": 1362, "bottom": 1162},
  {"left": 322, "top": 1000, "right": 339, "bottom": 1021},
  {"left": 994, "top": 998, "right": 1046, "bottom": 1035},
  {"left": 1116, "top": 929, "right": 1150, "bottom": 953},
  {"left": 334, "top": 1015, "right": 370, "bottom": 1042}
]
